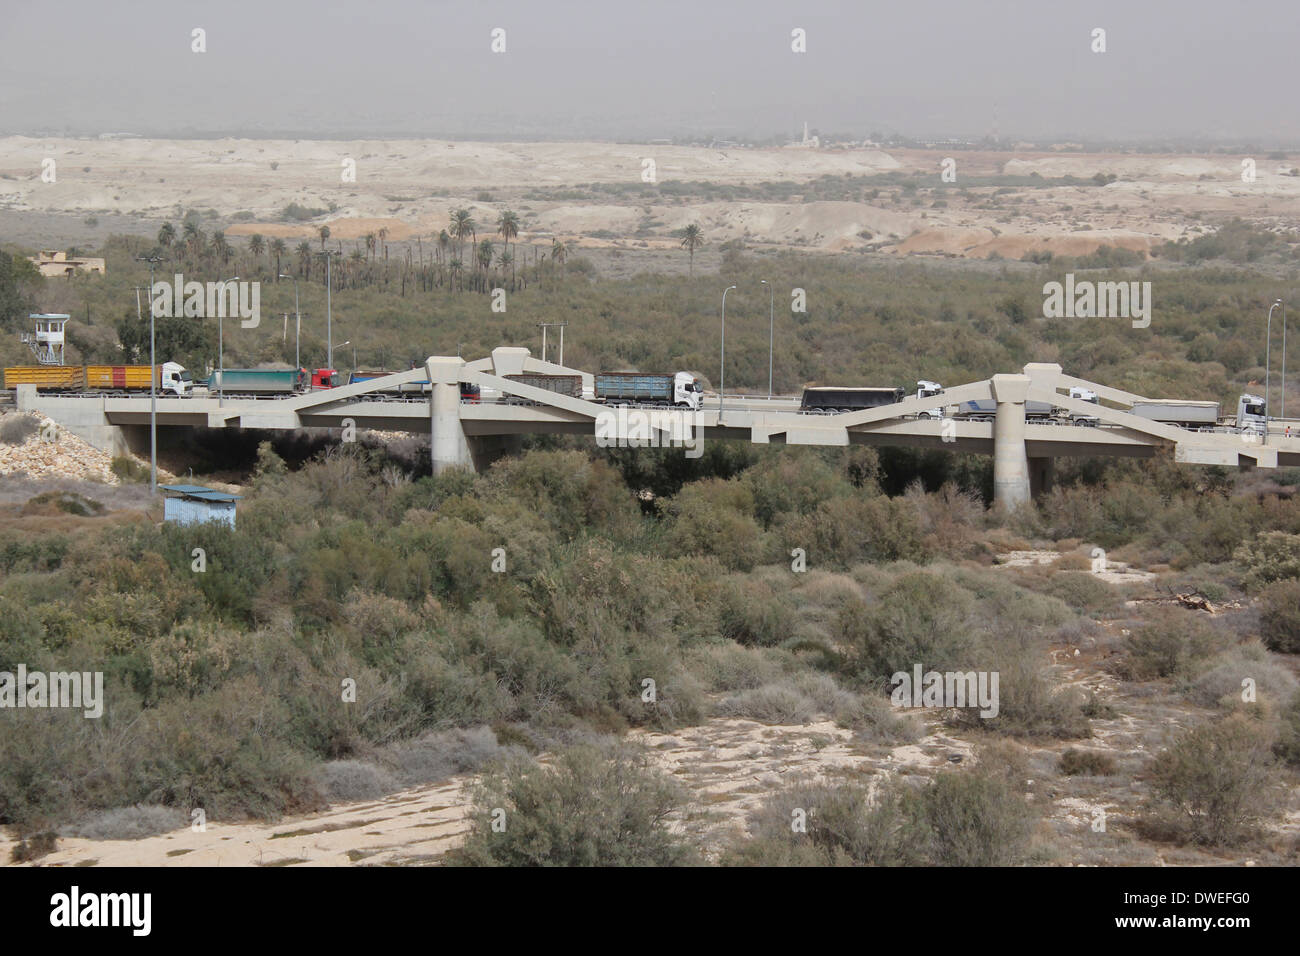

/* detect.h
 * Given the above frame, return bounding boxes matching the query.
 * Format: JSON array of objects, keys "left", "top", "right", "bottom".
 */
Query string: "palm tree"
[
  {"left": 212, "top": 230, "right": 232, "bottom": 267},
  {"left": 296, "top": 241, "right": 312, "bottom": 280},
  {"left": 364, "top": 232, "right": 377, "bottom": 263},
  {"left": 477, "top": 239, "right": 494, "bottom": 288},
  {"left": 157, "top": 222, "right": 176, "bottom": 253},
  {"left": 551, "top": 238, "right": 568, "bottom": 277},
  {"left": 249, "top": 233, "right": 265, "bottom": 262},
  {"left": 448, "top": 258, "right": 463, "bottom": 292},
  {"left": 377, "top": 226, "right": 389, "bottom": 260},
  {"left": 680, "top": 224, "right": 704, "bottom": 276},
  {"left": 450, "top": 210, "right": 474, "bottom": 271},
  {"left": 318, "top": 225, "right": 331, "bottom": 250},
  {"left": 270, "top": 238, "right": 287, "bottom": 280},
  {"left": 182, "top": 220, "right": 205, "bottom": 263}
]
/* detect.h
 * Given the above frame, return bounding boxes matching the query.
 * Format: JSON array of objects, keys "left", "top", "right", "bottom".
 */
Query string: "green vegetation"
[{"left": 723, "top": 760, "right": 1036, "bottom": 866}]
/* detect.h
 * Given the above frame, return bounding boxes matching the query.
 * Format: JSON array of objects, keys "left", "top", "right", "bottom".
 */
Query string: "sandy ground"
[
  {"left": 2, "top": 717, "right": 970, "bottom": 868},
  {"left": 3, "top": 137, "right": 1298, "bottom": 259}
]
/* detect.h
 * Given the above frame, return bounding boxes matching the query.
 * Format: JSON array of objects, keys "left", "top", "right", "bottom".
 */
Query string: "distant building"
[
  {"left": 29, "top": 250, "right": 106, "bottom": 278},
  {"left": 786, "top": 122, "right": 820, "bottom": 149},
  {"left": 160, "top": 484, "right": 242, "bottom": 528}
]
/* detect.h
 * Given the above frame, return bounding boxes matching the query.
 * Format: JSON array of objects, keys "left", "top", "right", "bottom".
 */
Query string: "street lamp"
[
  {"left": 218, "top": 276, "right": 239, "bottom": 407},
  {"left": 279, "top": 274, "right": 300, "bottom": 371},
  {"left": 721, "top": 285, "right": 737, "bottom": 419},
  {"left": 1282, "top": 300, "right": 1288, "bottom": 421},
  {"left": 339, "top": 340, "right": 353, "bottom": 371},
  {"left": 1267, "top": 299, "right": 1282, "bottom": 421},
  {"left": 135, "top": 255, "right": 164, "bottom": 494},
  {"left": 760, "top": 278, "right": 774, "bottom": 399}
]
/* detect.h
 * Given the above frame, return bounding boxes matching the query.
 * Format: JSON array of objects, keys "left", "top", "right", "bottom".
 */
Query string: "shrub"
[
  {"left": 20, "top": 491, "right": 105, "bottom": 517},
  {"left": 838, "top": 571, "right": 978, "bottom": 679},
  {"left": 0, "top": 413, "right": 40, "bottom": 445},
  {"left": 449, "top": 741, "right": 697, "bottom": 866},
  {"left": 1184, "top": 641, "right": 1297, "bottom": 709},
  {"left": 1059, "top": 748, "right": 1117, "bottom": 776},
  {"left": 110, "top": 456, "right": 150, "bottom": 483},
  {"left": 1276, "top": 693, "right": 1300, "bottom": 767},
  {"left": 713, "top": 575, "right": 797, "bottom": 646},
  {"left": 1146, "top": 713, "right": 1277, "bottom": 845},
  {"left": 10, "top": 831, "right": 58, "bottom": 863},
  {"left": 1119, "top": 609, "right": 1234, "bottom": 680},
  {"left": 715, "top": 683, "right": 817, "bottom": 724},
  {"left": 1258, "top": 579, "right": 1300, "bottom": 653},
  {"left": 64, "top": 805, "right": 186, "bottom": 840},
  {"left": 913, "top": 768, "right": 1036, "bottom": 865},
  {"left": 311, "top": 760, "right": 399, "bottom": 803},
  {"left": 722, "top": 777, "right": 921, "bottom": 867},
  {"left": 1234, "top": 531, "right": 1300, "bottom": 589}
]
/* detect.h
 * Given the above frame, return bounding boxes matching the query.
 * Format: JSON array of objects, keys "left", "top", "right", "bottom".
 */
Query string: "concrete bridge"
[{"left": 16, "top": 348, "right": 1300, "bottom": 508}]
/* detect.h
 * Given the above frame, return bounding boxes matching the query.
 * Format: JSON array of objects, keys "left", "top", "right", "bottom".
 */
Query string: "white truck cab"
[
  {"left": 1237, "top": 393, "right": 1267, "bottom": 434},
  {"left": 915, "top": 380, "right": 944, "bottom": 419},
  {"left": 675, "top": 371, "right": 703, "bottom": 411},
  {"left": 162, "top": 362, "right": 192, "bottom": 397},
  {"left": 1068, "top": 386, "right": 1100, "bottom": 425}
]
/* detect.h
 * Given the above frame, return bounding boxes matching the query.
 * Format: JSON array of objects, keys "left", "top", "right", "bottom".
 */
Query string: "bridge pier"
[
  {"left": 991, "top": 373, "right": 1032, "bottom": 510},
  {"left": 426, "top": 356, "right": 473, "bottom": 474}
]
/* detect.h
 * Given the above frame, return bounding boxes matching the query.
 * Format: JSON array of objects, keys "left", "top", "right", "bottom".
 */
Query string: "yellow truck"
[
  {"left": 4, "top": 363, "right": 193, "bottom": 396},
  {"left": 3, "top": 365, "right": 87, "bottom": 390}
]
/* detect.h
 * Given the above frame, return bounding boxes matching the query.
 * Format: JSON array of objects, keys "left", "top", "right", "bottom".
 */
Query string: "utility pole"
[
  {"left": 760, "top": 278, "right": 774, "bottom": 399},
  {"left": 279, "top": 274, "right": 301, "bottom": 371},
  {"left": 721, "top": 285, "right": 737, "bottom": 420},
  {"left": 316, "top": 251, "right": 336, "bottom": 369},
  {"left": 135, "top": 255, "right": 164, "bottom": 495}
]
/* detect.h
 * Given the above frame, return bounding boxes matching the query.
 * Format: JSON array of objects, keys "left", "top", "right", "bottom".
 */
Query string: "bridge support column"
[
  {"left": 991, "top": 373, "right": 1032, "bottom": 510},
  {"left": 426, "top": 356, "right": 473, "bottom": 474},
  {"left": 1029, "top": 456, "right": 1054, "bottom": 498}
]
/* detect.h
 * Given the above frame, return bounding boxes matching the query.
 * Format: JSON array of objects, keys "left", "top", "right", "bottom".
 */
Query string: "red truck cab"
[{"left": 311, "top": 368, "right": 339, "bottom": 389}]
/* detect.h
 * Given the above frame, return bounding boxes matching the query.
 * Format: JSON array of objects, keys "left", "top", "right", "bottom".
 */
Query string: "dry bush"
[
  {"left": 1059, "top": 748, "right": 1118, "bottom": 776},
  {"left": 64, "top": 805, "right": 187, "bottom": 840},
  {"left": 1145, "top": 713, "right": 1279, "bottom": 846}
]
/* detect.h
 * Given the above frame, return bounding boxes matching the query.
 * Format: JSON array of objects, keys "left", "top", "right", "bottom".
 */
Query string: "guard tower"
[{"left": 21, "top": 313, "right": 69, "bottom": 365}]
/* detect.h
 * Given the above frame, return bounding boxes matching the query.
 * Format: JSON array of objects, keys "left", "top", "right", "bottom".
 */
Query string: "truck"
[
  {"left": 1129, "top": 395, "right": 1267, "bottom": 434},
  {"left": 205, "top": 368, "right": 305, "bottom": 395},
  {"left": 915, "top": 380, "right": 944, "bottom": 419},
  {"left": 955, "top": 389, "right": 1100, "bottom": 425},
  {"left": 801, "top": 386, "right": 904, "bottom": 414},
  {"left": 348, "top": 369, "right": 430, "bottom": 394},
  {"left": 595, "top": 371, "right": 702, "bottom": 410},
  {"left": 1130, "top": 399, "right": 1221, "bottom": 428},
  {"left": 503, "top": 373, "right": 584, "bottom": 403},
  {"left": 4, "top": 363, "right": 192, "bottom": 396}
]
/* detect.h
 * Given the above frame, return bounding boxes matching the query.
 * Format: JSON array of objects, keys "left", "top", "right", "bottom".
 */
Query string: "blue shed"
[{"left": 160, "top": 484, "right": 243, "bottom": 528}]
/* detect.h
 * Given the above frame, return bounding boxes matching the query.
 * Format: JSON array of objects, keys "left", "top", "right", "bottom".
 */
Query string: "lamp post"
[
  {"left": 760, "top": 278, "right": 774, "bottom": 399},
  {"left": 135, "top": 255, "right": 163, "bottom": 494},
  {"left": 218, "top": 276, "right": 239, "bottom": 407},
  {"left": 279, "top": 274, "right": 300, "bottom": 371},
  {"left": 721, "top": 285, "right": 737, "bottom": 419},
  {"left": 1282, "top": 300, "right": 1288, "bottom": 421},
  {"left": 1267, "top": 299, "right": 1282, "bottom": 421}
]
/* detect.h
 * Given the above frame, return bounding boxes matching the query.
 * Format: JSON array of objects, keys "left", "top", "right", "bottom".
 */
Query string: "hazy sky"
[{"left": 2, "top": 0, "right": 1297, "bottom": 142}]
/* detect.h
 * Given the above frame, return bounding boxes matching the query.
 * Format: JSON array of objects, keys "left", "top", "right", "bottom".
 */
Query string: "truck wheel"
[{"left": 918, "top": 412, "right": 932, "bottom": 420}]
